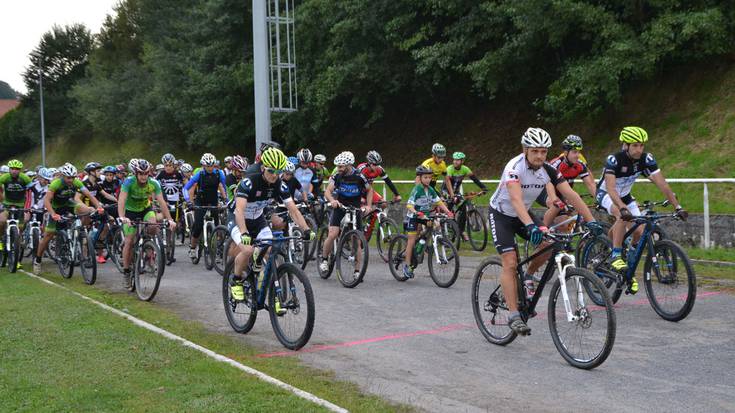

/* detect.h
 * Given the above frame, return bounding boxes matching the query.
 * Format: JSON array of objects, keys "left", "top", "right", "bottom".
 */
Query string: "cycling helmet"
[
  {"left": 431, "top": 143, "right": 446, "bottom": 157},
  {"left": 103, "top": 165, "right": 117, "bottom": 174},
  {"left": 297, "top": 148, "right": 313, "bottom": 163},
  {"left": 84, "top": 162, "right": 102, "bottom": 172},
  {"left": 117, "top": 164, "right": 127, "bottom": 172},
  {"left": 230, "top": 155, "right": 247, "bottom": 171},
  {"left": 176, "top": 158, "right": 185, "bottom": 166},
  {"left": 366, "top": 150, "right": 382, "bottom": 165},
  {"left": 619, "top": 126, "right": 648, "bottom": 144},
  {"left": 224, "top": 156, "right": 233, "bottom": 164},
  {"left": 7, "top": 159, "right": 23, "bottom": 169},
  {"left": 0, "top": 165, "right": 8, "bottom": 174},
  {"left": 260, "top": 147, "right": 288, "bottom": 170},
  {"left": 156, "top": 163, "right": 164, "bottom": 171},
  {"left": 284, "top": 161, "right": 296, "bottom": 173},
  {"left": 27, "top": 170, "right": 36, "bottom": 178},
  {"left": 129, "top": 158, "right": 151, "bottom": 174},
  {"left": 452, "top": 152, "right": 466, "bottom": 160},
  {"left": 259, "top": 141, "right": 281, "bottom": 152},
  {"left": 161, "top": 153, "right": 176, "bottom": 165},
  {"left": 40, "top": 168, "right": 54, "bottom": 181},
  {"left": 181, "top": 163, "right": 193, "bottom": 173},
  {"left": 59, "top": 163, "right": 78, "bottom": 177},
  {"left": 200, "top": 153, "right": 216, "bottom": 166},
  {"left": 47, "top": 167, "right": 58, "bottom": 177},
  {"left": 35, "top": 165, "right": 43, "bottom": 173},
  {"left": 333, "top": 151, "right": 355, "bottom": 166},
  {"left": 562, "top": 135, "right": 583, "bottom": 150},
  {"left": 314, "top": 154, "right": 326, "bottom": 163},
  {"left": 521, "top": 127, "right": 552, "bottom": 148},
  {"left": 215, "top": 159, "right": 221, "bottom": 167},
  {"left": 415, "top": 165, "right": 433, "bottom": 176},
  {"left": 287, "top": 156, "right": 297, "bottom": 165}
]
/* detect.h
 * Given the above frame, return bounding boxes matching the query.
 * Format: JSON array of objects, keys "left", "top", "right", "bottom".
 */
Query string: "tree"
[{"left": 0, "top": 81, "right": 18, "bottom": 99}]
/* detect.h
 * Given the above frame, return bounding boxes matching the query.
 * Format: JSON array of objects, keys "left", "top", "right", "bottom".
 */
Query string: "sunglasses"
[{"left": 265, "top": 168, "right": 283, "bottom": 174}]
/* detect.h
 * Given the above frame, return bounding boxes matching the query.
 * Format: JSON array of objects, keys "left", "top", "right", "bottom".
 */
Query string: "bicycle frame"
[
  {"left": 618, "top": 217, "right": 659, "bottom": 282},
  {"left": 4, "top": 208, "right": 21, "bottom": 253},
  {"left": 252, "top": 233, "right": 297, "bottom": 308}
]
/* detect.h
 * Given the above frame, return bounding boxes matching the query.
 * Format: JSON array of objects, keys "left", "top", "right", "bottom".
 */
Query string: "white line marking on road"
[{"left": 21, "top": 270, "right": 348, "bottom": 413}]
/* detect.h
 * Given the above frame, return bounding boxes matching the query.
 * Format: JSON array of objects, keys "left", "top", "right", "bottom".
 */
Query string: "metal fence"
[{"left": 374, "top": 178, "right": 735, "bottom": 249}]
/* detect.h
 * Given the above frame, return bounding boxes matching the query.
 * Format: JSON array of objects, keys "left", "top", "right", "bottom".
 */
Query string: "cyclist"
[
  {"left": 596, "top": 126, "right": 687, "bottom": 293},
  {"left": 281, "top": 161, "right": 308, "bottom": 202},
  {"left": 311, "top": 154, "right": 330, "bottom": 196},
  {"left": 223, "top": 155, "right": 233, "bottom": 176},
  {"left": 0, "top": 160, "right": 32, "bottom": 261},
  {"left": 319, "top": 151, "right": 374, "bottom": 275},
  {"left": 294, "top": 148, "right": 320, "bottom": 201},
  {"left": 357, "top": 150, "right": 401, "bottom": 203},
  {"left": 443, "top": 152, "right": 488, "bottom": 241},
  {"left": 228, "top": 147, "right": 314, "bottom": 300},
  {"left": 180, "top": 163, "right": 193, "bottom": 184},
  {"left": 489, "top": 128, "right": 601, "bottom": 335},
  {"left": 24, "top": 167, "right": 52, "bottom": 228},
  {"left": 246, "top": 141, "right": 281, "bottom": 175},
  {"left": 156, "top": 153, "right": 185, "bottom": 221},
  {"left": 535, "top": 135, "right": 597, "bottom": 227},
  {"left": 224, "top": 155, "right": 248, "bottom": 201},
  {"left": 34, "top": 163, "right": 104, "bottom": 274},
  {"left": 100, "top": 166, "right": 121, "bottom": 204},
  {"left": 183, "top": 153, "right": 227, "bottom": 259},
  {"left": 402, "top": 165, "right": 453, "bottom": 278},
  {"left": 118, "top": 159, "right": 176, "bottom": 289},
  {"left": 418, "top": 143, "right": 448, "bottom": 190},
  {"left": 82, "top": 162, "right": 118, "bottom": 205}
]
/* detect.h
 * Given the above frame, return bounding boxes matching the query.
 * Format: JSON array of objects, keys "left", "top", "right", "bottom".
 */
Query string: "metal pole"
[
  {"left": 253, "top": 0, "right": 271, "bottom": 152},
  {"left": 38, "top": 66, "right": 46, "bottom": 166},
  {"left": 703, "top": 183, "right": 710, "bottom": 248}
]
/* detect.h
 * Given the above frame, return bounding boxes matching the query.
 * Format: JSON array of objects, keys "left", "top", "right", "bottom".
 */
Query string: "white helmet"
[
  {"left": 284, "top": 161, "right": 295, "bottom": 173},
  {"left": 161, "top": 153, "right": 176, "bottom": 164},
  {"left": 200, "top": 153, "right": 216, "bottom": 166},
  {"left": 59, "top": 163, "right": 78, "bottom": 177},
  {"left": 297, "top": 148, "right": 313, "bottom": 163},
  {"left": 431, "top": 143, "right": 446, "bottom": 157},
  {"left": 39, "top": 168, "right": 54, "bottom": 181},
  {"left": 521, "top": 127, "right": 552, "bottom": 148},
  {"left": 333, "top": 151, "right": 355, "bottom": 166},
  {"left": 314, "top": 154, "right": 326, "bottom": 163},
  {"left": 180, "top": 163, "right": 193, "bottom": 173},
  {"left": 0, "top": 165, "right": 8, "bottom": 174}
]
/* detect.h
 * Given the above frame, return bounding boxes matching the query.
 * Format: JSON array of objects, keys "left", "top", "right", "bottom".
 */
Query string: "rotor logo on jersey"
[{"left": 606, "top": 155, "right": 617, "bottom": 167}]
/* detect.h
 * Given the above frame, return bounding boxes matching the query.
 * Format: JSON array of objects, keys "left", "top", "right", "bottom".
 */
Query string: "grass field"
[{"left": 0, "top": 270, "right": 411, "bottom": 413}]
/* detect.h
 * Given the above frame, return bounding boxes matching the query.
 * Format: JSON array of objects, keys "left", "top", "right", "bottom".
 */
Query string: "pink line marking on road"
[{"left": 256, "top": 291, "right": 723, "bottom": 358}]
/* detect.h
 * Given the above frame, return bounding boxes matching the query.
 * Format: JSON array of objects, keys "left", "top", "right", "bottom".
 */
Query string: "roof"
[{"left": 0, "top": 99, "right": 20, "bottom": 118}]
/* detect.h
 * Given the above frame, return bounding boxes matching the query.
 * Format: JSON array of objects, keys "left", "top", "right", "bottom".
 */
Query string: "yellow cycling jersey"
[{"left": 421, "top": 158, "right": 447, "bottom": 181}]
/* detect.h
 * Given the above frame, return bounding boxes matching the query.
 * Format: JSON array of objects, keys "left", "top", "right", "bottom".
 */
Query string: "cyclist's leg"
[
  {"left": 402, "top": 217, "right": 420, "bottom": 266},
  {"left": 144, "top": 209, "right": 158, "bottom": 236},
  {"left": 0, "top": 209, "right": 8, "bottom": 238},
  {"left": 627, "top": 199, "right": 643, "bottom": 243},
  {"left": 190, "top": 205, "right": 205, "bottom": 248},
  {"left": 122, "top": 209, "right": 144, "bottom": 270},
  {"left": 488, "top": 207, "right": 523, "bottom": 314},
  {"left": 322, "top": 208, "right": 344, "bottom": 258},
  {"left": 599, "top": 192, "right": 626, "bottom": 248}
]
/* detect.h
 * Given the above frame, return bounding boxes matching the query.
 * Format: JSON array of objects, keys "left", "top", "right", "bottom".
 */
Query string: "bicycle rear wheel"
[
  {"left": 210, "top": 225, "right": 229, "bottom": 276},
  {"left": 375, "top": 217, "right": 399, "bottom": 263},
  {"left": 643, "top": 239, "right": 696, "bottom": 321},
  {"left": 578, "top": 235, "right": 622, "bottom": 305},
  {"left": 387, "top": 234, "right": 409, "bottom": 282},
  {"left": 471, "top": 257, "right": 517, "bottom": 345},
  {"left": 79, "top": 232, "right": 97, "bottom": 285},
  {"left": 442, "top": 219, "right": 461, "bottom": 251},
  {"left": 548, "top": 267, "right": 616, "bottom": 370},
  {"left": 268, "top": 263, "right": 315, "bottom": 350},
  {"left": 8, "top": 226, "right": 20, "bottom": 273},
  {"left": 336, "top": 229, "right": 368, "bottom": 288},
  {"left": 55, "top": 232, "right": 74, "bottom": 278},
  {"left": 222, "top": 257, "right": 258, "bottom": 333},
  {"left": 428, "top": 236, "right": 460, "bottom": 288},
  {"left": 166, "top": 226, "right": 176, "bottom": 265},
  {"left": 110, "top": 227, "right": 125, "bottom": 274},
  {"left": 466, "top": 209, "right": 488, "bottom": 251},
  {"left": 134, "top": 239, "right": 164, "bottom": 301}
]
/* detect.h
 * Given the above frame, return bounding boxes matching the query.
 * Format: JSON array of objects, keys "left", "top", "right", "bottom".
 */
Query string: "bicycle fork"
[{"left": 555, "top": 252, "right": 584, "bottom": 322}]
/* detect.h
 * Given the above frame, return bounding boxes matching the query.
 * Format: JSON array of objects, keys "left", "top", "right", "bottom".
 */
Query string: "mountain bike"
[
  {"left": 189, "top": 205, "right": 221, "bottom": 268},
  {"left": 387, "top": 212, "right": 460, "bottom": 287},
  {"left": 222, "top": 232, "right": 315, "bottom": 350},
  {"left": 452, "top": 191, "right": 488, "bottom": 251},
  {"left": 54, "top": 212, "right": 98, "bottom": 285},
  {"left": 22, "top": 209, "right": 46, "bottom": 261},
  {"left": 471, "top": 228, "right": 616, "bottom": 370},
  {"left": 123, "top": 220, "right": 167, "bottom": 301},
  {"left": 0, "top": 207, "right": 25, "bottom": 272},
  {"left": 578, "top": 200, "right": 696, "bottom": 321},
  {"left": 362, "top": 200, "right": 400, "bottom": 262},
  {"left": 316, "top": 205, "right": 369, "bottom": 288}
]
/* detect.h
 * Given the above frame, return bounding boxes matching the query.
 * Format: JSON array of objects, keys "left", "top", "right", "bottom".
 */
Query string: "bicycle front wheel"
[
  {"left": 643, "top": 239, "right": 696, "bottom": 321},
  {"left": 55, "top": 232, "right": 74, "bottom": 278},
  {"left": 548, "top": 267, "right": 616, "bottom": 370},
  {"left": 428, "top": 236, "right": 460, "bottom": 288},
  {"left": 268, "top": 263, "right": 315, "bottom": 350},
  {"left": 222, "top": 257, "right": 258, "bottom": 333},
  {"left": 8, "top": 226, "right": 21, "bottom": 273},
  {"left": 466, "top": 209, "right": 488, "bottom": 252},
  {"left": 375, "top": 217, "right": 399, "bottom": 263},
  {"left": 134, "top": 239, "right": 164, "bottom": 301},
  {"left": 471, "top": 257, "right": 517, "bottom": 345},
  {"left": 336, "top": 229, "right": 368, "bottom": 288},
  {"left": 79, "top": 232, "right": 97, "bottom": 285},
  {"left": 387, "top": 234, "right": 409, "bottom": 282},
  {"left": 210, "top": 225, "right": 229, "bottom": 276},
  {"left": 578, "top": 235, "right": 622, "bottom": 305}
]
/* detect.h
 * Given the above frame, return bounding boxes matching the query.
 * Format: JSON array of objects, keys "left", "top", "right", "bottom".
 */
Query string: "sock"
[
  {"left": 509, "top": 311, "right": 520, "bottom": 320},
  {"left": 611, "top": 247, "right": 622, "bottom": 259}
]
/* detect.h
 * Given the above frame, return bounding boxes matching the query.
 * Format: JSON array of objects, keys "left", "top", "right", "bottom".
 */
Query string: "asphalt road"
[{"left": 49, "top": 244, "right": 735, "bottom": 413}]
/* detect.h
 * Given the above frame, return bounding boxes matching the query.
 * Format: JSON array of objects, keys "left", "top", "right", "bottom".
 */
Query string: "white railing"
[{"left": 375, "top": 178, "right": 735, "bottom": 249}]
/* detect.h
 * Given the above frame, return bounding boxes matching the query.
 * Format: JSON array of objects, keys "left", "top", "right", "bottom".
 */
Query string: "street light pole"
[
  {"left": 252, "top": 0, "right": 271, "bottom": 153},
  {"left": 38, "top": 65, "right": 46, "bottom": 167}
]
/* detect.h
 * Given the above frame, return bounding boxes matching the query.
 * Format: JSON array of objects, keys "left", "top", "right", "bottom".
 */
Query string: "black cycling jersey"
[
  {"left": 99, "top": 178, "right": 120, "bottom": 205},
  {"left": 597, "top": 150, "right": 659, "bottom": 197},
  {"left": 330, "top": 168, "right": 370, "bottom": 208},
  {"left": 234, "top": 172, "right": 292, "bottom": 219},
  {"left": 282, "top": 177, "right": 302, "bottom": 199},
  {"left": 82, "top": 176, "right": 103, "bottom": 205},
  {"left": 156, "top": 170, "right": 184, "bottom": 203}
]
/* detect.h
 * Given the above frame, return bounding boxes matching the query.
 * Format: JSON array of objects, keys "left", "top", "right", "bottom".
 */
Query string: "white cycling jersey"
[{"left": 490, "top": 153, "right": 563, "bottom": 217}]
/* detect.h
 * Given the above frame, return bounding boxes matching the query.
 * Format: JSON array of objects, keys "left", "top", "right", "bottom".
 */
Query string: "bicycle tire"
[
  {"left": 166, "top": 225, "right": 176, "bottom": 265},
  {"left": 134, "top": 239, "right": 164, "bottom": 301},
  {"left": 579, "top": 235, "right": 623, "bottom": 305},
  {"left": 287, "top": 227, "right": 306, "bottom": 268},
  {"left": 204, "top": 224, "right": 216, "bottom": 270},
  {"left": 466, "top": 209, "right": 488, "bottom": 252},
  {"left": 442, "top": 219, "right": 461, "bottom": 251},
  {"left": 470, "top": 256, "right": 517, "bottom": 346},
  {"left": 110, "top": 226, "right": 125, "bottom": 274},
  {"left": 643, "top": 239, "right": 696, "bottom": 321},
  {"left": 80, "top": 232, "right": 97, "bottom": 285},
  {"left": 268, "top": 262, "right": 315, "bottom": 350},
  {"left": 336, "top": 229, "right": 368, "bottom": 288},
  {"left": 222, "top": 257, "right": 258, "bottom": 333},
  {"left": 8, "top": 226, "right": 20, "bottom": 273},
  {"left": 548, "top": 267, "right": 616, "bottom": 370},
  {"left": 387, "top": 234, "right": 409, "bottom": 282},
  {"left": 375, "top": 217, "right": 399, "bottom": 263},
  {"left": 428, "top": 236, "right": 460, "bottom": 288},
  {"left": 31, "top": 228, "right": 40, "bottom": 260},
  {"left": 316, "top": 227, "right": 334, "bottom": 279},
  {"left": 210, "top": 225, "right": 229, "bottom": 275},
  {"left": 302, "top": 215, "right": 318, "bottom": 265},
  {"left": 56, "top": 232, "right": 74, "bottom": 279}
]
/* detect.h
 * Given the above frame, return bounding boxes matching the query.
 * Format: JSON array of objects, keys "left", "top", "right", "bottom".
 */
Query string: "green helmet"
[
  {"left": 619, "top": 126, "right": 648, "bottom": 144},
  {"left": 7, "top": 159, "right": 23, "bottom": 169},
  {"left": 261, "top": 147, "right": 288, "bottom": 170},
  {"left": 452, "top": 152, "right": 465, "bottom": 160},
  {"left": 562, "top": 135, "right": 583, "bottom": 151}
]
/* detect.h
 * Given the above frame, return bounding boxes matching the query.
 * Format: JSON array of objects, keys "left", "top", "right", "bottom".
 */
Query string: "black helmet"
[
  {"left": 84, "top": 162, "right": 102, "bottom": 172},
  {"left": 366, "top": 150, "right": 382, "bottom": 165},
  {"left": 415, "top": 164, "right": 433, "bottom": 176},
  {"left": 259, "top": 141, "right": 281, "bottom": 152},
  {"left": 562, "top": 135, "right": 583, "bottom": 151}
]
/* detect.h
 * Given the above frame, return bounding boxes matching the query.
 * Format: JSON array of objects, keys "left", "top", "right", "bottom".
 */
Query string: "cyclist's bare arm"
[
  {"left": 444, "top": 175, "right": 455, "bottom": 198},
  {"left": 582, "top": 173, "right": 597, "bottom": 197},
  {"left": 117, "top": 191, "right": 128, "bottom": 221},
  {"left": 234, "top": 197, "right": 248, "bottom": 236},
  {"left": 557, "top": 181, "right": 595, "bottom": 222},
  {"left": 324, "top": 181, "right": 339, "bottom": 207},
  {"left": 648, "top": 172, "right": 681, "bottom": 209},
  {"left": 604, "top": 175, "right": 626, "bottom": 210},
  {"left": 286, "top": 200, "right": 309, "bottom": 231},
  {"left": 507, "top": 181, "right": 534, "bottom": 226}
]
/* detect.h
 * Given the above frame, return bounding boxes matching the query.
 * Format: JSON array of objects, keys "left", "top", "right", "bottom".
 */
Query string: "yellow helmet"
[
  {"left": 260, "top": 147, "right": 287, "bottom": 170},
  {"left": 619, "top": 126, "right": 648, "bottom": 144}
]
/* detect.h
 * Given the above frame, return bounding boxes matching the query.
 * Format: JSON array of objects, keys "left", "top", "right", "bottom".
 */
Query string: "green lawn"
[{"left": 0, "top": 270, "right": 411, "bottom": 412}]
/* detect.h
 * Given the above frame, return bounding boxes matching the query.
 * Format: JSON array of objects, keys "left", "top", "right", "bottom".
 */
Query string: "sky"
[{"left": 0, "top": 0, "right": 119, "bottom": 95}]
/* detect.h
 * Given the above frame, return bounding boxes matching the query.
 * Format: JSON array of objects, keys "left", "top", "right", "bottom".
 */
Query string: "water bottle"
[
  {"left": 252, "top": 247, "right": 264, "bottom": 289},
  {"left": 524, "top": 277, "right": 536, "bottom": 300},
  {"left": 415, "top": 238, "right": 426, "bottom": 255}
]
